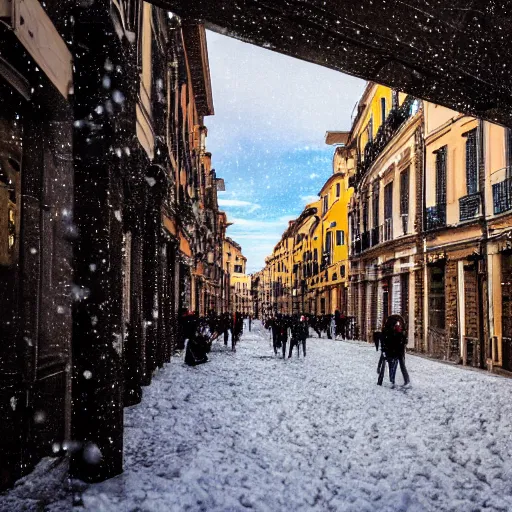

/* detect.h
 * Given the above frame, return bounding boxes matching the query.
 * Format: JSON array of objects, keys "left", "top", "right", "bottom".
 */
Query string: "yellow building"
[
  {"left": 267, "top": 233, "right": 288, "bottom": 314},
  {"left": 261, "top": 132, "right": 353, "bottom": 317},
  {"left": 223, "top": 236, "right": 252, "bottom": 314}
]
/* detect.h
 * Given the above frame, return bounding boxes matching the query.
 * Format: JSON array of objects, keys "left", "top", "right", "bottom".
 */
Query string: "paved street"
[{"left": 3, "top": 320, "right": 512, "bottom": 511}]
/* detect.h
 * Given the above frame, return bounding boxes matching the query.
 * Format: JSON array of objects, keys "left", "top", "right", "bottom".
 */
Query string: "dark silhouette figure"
[
  {"left": 377, "top": 314, "right": 410, "bottom": 387},
  {"left": 289, "top": 315, "right": 308, "bottom": 357},
  {"left": 181, "top": 311, "right": 209, "bottom": 366}
]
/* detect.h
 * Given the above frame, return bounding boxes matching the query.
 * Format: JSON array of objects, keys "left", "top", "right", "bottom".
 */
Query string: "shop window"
[{"left": 428, "top": 264, "right": 445, "bottom": 329}]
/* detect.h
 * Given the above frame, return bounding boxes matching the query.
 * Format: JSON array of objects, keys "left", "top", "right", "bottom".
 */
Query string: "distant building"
[{"left": 223, "top": 236, "right": 252, "bottom": 314}]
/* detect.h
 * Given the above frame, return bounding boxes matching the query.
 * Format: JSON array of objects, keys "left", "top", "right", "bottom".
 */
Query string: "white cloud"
[
  {"left": 300, "top": 195, "right": 318, "bottom": 205},
  {"left": 218, "top": 198, "right": 261, "bottom": 212},
  {"left": 309, "top": 173, "right": 319, "bottom": 179}
]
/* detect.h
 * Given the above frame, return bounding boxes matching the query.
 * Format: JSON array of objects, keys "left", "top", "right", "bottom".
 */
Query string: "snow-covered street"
[{"left": 3, "top": 320, "right": 512, "bottom": 511}]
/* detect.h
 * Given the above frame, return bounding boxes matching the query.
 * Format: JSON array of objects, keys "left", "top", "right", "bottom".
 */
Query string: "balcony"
[
  {"left": 459, "top": 192, "right": 481, "bottom": 221},
  {"left": 354, "top": 96, "right": 416, "bottom": 187},
  {"left": 492, "top": 176, "right": 512, "bottom": 215},
  {"left": 383, "top": 218, "right": 393, "bottom": 241},
  {"left": 425, "top": 204, "right": 446, "bottom": 230}
]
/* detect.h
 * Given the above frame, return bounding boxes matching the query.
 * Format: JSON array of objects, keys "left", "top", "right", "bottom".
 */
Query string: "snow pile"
[{"left": 2, "top": 320, "right": 512, "bottom": 511}]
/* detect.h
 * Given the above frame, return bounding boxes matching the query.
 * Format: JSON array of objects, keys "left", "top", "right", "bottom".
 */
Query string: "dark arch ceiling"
[{"left": 164, "top": 0, "right": 512, "bottom": 127}]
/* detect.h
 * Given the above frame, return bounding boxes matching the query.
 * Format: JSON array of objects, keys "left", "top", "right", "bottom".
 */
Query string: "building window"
[
  {"left": 384, "top": 182, "right": 393, "bottom": 241},
  {"left": 400, "top": 168, "right": 409, "bottom": 235},
  {"left": 336, "top": 183, "right": 340, "bottom": 198},
  {"left": 234, "top": 265, "right": 243, "bottom": 273},
  {"left": 435, "top": 146, "right": 447, "bottom": 206},
  {"left": 336, "top": 230, "right": 345, "bottom": 246},
  {"left": 372, "top": 181, "right": 379, "bottom": 229},
  {"left": 381, "top": 97, "right": 386, "bottom": 125},
  {"left": 465, "top": 129, "right": 478, "bottom": 195},
  {"left": 410, "top": 99, "right": 420, "bottom": 116},
  {"left": 340, "top": 265, "right": 346, "bottom": 278},
  {"left": 323, "top": 194, "right": 328, "bottom": 214},
  {"left": 367, "top": 116, "right": 373, "bottom": 143},
  {"left": 324, "top": 231, "right": 333, "bottom": 266},
  {"left": 362, "top": 199, "right": 368, "bottom": 233},
  {"left": 506, "top": 128, "right": 512, "bottom": 173}
]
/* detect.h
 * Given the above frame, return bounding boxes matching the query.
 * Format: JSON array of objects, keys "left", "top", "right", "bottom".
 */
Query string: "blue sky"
[{"left": 205, "top": 31, "right": 366, "bottom": 273}]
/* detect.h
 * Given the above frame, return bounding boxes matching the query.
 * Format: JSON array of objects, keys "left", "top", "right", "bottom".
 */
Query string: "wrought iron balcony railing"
[
  {"left": 492, "top": 176, "right": 512, "bottom": 215},
  {"left": 459, "top": 192, "right": 481, "bottom": 221},
  {"left": 354, "top": 96, "right": 416, "bottom": 187},
  {"left": 425, "top": 203, "right": 446, "bottom": 230}
]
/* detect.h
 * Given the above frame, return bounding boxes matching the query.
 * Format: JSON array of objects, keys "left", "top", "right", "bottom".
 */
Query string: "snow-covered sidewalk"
[{"left": 2, "top": 320, "right": 512, "bottom": 511}]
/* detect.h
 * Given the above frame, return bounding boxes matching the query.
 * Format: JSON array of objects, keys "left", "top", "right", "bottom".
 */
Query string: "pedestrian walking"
[
  {"left": 276, "top": 315, "right": 289, "bottom": 359},
  {"left": 377, "top": 314, "right": 410, "bottom": 387}
]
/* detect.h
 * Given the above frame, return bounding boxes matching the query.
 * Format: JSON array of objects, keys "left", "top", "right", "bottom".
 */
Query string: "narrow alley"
[{"left": 3, "top": 321, "right": 512, "bottom": 512}]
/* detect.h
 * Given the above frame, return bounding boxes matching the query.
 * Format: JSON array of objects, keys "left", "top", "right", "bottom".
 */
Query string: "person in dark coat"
[
  {"left": 220, "top": 312, "right": 231, "bottom": 346},
  {"left": 182, "top": 311, "right": 209, "bottom": 366},
  {"left": 379, "top": 314, "right": 410, "bottom": 387},
  {"left": 276, "top": 315, "right": 289, "bottom": 358},
  {"left": 289, "top": 314, "right": 308, "bottom": 357},
  {"left": 324, "top": 314, "right": 333, "bottom": 339},
  {"left": 311, "top": 315, "right": 322, "bottom": 338},
  {"left": 270, "top": 316, "right": 280, "bottom": 355}
]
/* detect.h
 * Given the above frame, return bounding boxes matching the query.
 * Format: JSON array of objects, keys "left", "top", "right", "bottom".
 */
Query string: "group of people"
[
  {"left": 180, "top": 307, "right": 411, "bottom": 388},
  {"left": 264, "top": 314, "right": 309, "bottom": 358},
  {"left": 179, "top": 309, "right": 252, "bottom": 366}
]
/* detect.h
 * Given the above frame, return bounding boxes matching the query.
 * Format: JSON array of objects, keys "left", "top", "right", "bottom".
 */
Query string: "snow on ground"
[{"left": 2, "top": 320, "right": 512, "bottom": 512}]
